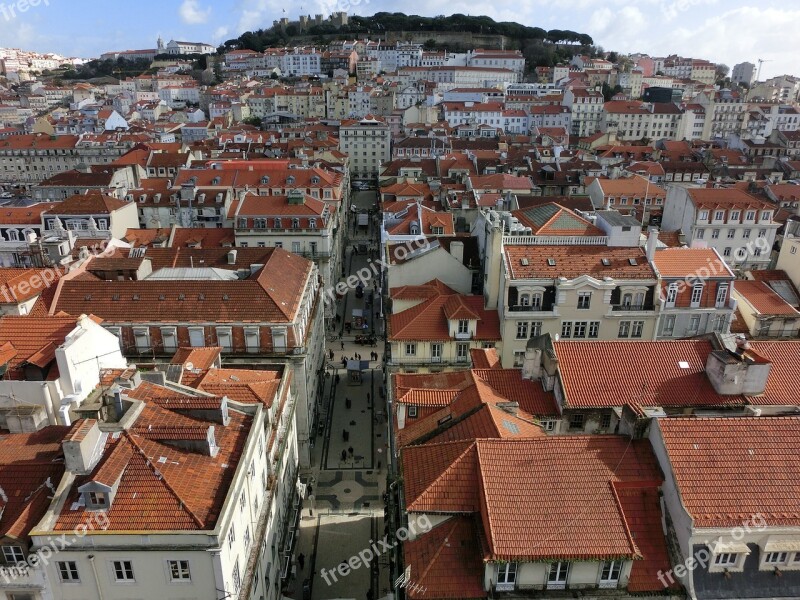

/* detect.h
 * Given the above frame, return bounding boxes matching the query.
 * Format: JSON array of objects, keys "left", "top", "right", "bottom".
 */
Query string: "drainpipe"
[{"left": 88, "top": 555, "right": 104, "bottom": 600}]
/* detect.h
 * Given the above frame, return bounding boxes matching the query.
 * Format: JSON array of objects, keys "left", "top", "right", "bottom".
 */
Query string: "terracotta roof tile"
[
  {"left": 659, "top": 417, "right": 800, "bottom": 528},
  {"left": 553, "top": 340, "right": 745, "bottom": 408},
  {"left": 403, "top": 437, "right": 663, "bottom": 561},
  {"left": 734, "top": 280, "right": 800, "bottom": 316},
  {"left": 653, "top": 247, "right": 733, "bottom": 278},
  {"left": 403, "top": 517, "right": 486, "bottom": 599},
  {"left": 0, "top": 427, "right": 69, "bottom": 541},
  {"left": 389, "top": 295, "right": 500, "bottom": 342},
  {"left": 504, "top": 245, "right": 655, "bottom": 280}
]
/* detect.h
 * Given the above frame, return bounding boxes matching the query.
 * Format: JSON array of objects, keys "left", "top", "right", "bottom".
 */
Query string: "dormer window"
[
  {"left": 457, "top": 319, "right": 469, "bottom": 334},
  {"left": 86, "top": 491, "right": 108, "bottom": 508},
  {"left": 292, "top": 218, "right": 300, "bottom": 229},
  {"left": 212, "top": 176, "right": 221, "bottom": 185},
  {"left": 287, "top": 176, "right": 295, "bottom": 185},
  {"left": 311, "top": 176, "right": 320, "bottom": 184},
  {"left": 309, "top": 218, "right": 316, "bottom": 229},
  {"left": 699, "top": 210, "right": 709, "bottom": 221},
  {"left": 260, "top": 175, "right": 270, "bottom": 184},
  {"left": 274, "top": 218, "right": 282, "bottom": 228}
]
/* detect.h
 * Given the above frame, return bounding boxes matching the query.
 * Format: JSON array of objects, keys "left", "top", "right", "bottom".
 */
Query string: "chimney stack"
[{"left": 646, "top": 227, "right": 659, "bottom": 262}]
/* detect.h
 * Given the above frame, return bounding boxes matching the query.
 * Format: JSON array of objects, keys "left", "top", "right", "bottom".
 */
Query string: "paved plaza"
[{"left": 285, "top": 190, "right": 393, "bottom": 600}]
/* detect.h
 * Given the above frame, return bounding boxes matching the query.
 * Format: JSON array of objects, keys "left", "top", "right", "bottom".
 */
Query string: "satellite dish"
[{"left": 184, "top": 361, "right": 194, "bottom": 371}]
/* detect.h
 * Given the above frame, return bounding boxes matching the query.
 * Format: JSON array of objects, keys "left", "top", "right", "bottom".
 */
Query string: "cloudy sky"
[{"left": 1, "top": 0, "right": 797, "bottom": 78}]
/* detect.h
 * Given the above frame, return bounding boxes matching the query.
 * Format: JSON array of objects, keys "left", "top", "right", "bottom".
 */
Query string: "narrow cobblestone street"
[{"left": 286, "top": 189, "right": 392, "bottom": 600}]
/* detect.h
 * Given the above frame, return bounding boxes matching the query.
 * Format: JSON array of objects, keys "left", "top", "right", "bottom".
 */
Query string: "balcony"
[
  {"left": 611, "top": 303, "right": 655, "bottom": 313},
  {"left": 454, "top": 331, "right": 472, "bottom": 340}
]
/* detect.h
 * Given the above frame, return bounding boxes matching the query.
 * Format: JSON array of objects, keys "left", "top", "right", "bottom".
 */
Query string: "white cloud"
[
  {"left": 213, "top": 26, "right": 230, "bottom": 42},
  {"left": 179, "top": 0, "right": 211, "bottom": 25}
]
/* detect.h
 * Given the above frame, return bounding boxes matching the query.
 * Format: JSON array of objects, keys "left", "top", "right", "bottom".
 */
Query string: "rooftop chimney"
[
  {"left": 646, "top": 227, "right": 659, "bottom": 262},
  {"left": 63, "top": 419, "right": 104, "bottom": 475}
]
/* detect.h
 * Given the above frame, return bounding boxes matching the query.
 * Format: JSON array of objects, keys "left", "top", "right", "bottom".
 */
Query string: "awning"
[
  {"left": 764, "top": 539, "right": 800, "bottom": 553},
  {"left": 709, "top": 539, "right": 751, "bottom": 554}
]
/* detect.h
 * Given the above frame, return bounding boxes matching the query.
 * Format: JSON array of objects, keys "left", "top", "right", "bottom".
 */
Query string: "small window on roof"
[
  {"left": 159, "top": 294, "right": 165, "bottom": 301},
  {"left": 84, "top": 294, "right": 92, "bottom": 301},
  {"left": 601, "top": 258, "right": 611, "bottom": 266},
  {"left": 628, "top": 258, "right": 638, "bottom": 266},
  {"left": 678, "top": 361, "right": 690, "bottom": 369},
  {"left": 520, "top": 258, "right": 529, "bottom": 266},
  {"left": 547, "top": 258, "right": 556, "bottom": 266},
  {"left": 178, "top": 293, "right": 185, "bottom": 301},
  {"left": 132, "top": 294, "right": 140, "bottom": 301}
]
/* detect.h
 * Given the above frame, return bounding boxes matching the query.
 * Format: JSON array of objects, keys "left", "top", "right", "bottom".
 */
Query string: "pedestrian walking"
[
  {"left": 298, "top": 553, "right": 305, "bottom": 570},
  {"left": 340, "top": 341, "right": 344, "bottom": 350},
  {"left": 329, "top": 349, "right": 334, "bottom": 360}
]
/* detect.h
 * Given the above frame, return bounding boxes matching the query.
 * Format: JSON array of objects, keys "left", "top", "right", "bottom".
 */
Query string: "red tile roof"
[
  {"left": 389, "top": 294, "right": 500, "bottom": 342},
  {"left": 0, "top": 267, "right": 64, "bottom": 303},
  {"left": 54, "top": 398, "right": 252, "bottom": 532},
  {"left": 553, "top": 340, "right": 745, "bottom": 408},
  {"left": 469, "top": 348, "right": 500, "bottom": 369},
  {"left": 0, "top": 314, "right": 82, "bottom": 376},
  {"left": 52, "top": 248, "right": 311, "bottom": 323},
  {"left": 402, "top": 436, "right": 663, "bottom": 562},
  {"left": 747, "top": 341, "right": 800, "bottom": 405},
  {"left": 45, "top": 190, "right": 129, "bottom": 215},
  {"left": 171, "top": 346, "right": 222, "bottom": 370},
  {"left": 0, "top": 427, "right": 69, "bottom": 541},
  {"left": 659, "top": 417, "right": 800, "bottom": 528},
  {"left": 734, "top": 280, "right": 800, "bottom": 316},
  {"left": 504, "top": 245, "right": 655, "bottom": 280},
  {"left": 390, "top": 279, "right": 459, "bottom": 301},
  {"left": 653, "top": 247, "right": 734, "bottom": 278},
  {"left": 193, "top": 368, "right": 283, "bottom": 408},
  {"left": 403, "top": 517, "right": 486, "bottom": 599}
]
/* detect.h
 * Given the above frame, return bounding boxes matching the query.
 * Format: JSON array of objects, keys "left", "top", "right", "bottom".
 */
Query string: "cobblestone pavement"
[{"left": 286, "top": 189, "right": 394, "bottom": 600}]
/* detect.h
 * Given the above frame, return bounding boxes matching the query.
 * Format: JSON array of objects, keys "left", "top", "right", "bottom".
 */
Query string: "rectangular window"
[
  {"left": 405, "top": 343, "right": 416, "bottom": 356},
  {"left": 244, "top": 327, "right": 260, "bottom": 353},
  {"left": 168, "top": 560, "right": 191, "bottom": 582},
  {"left": 188, "top": 327, "right": 205, "bottom": 347},
  {"left": 495, "top": 562, "right": 517, "bottom": 590},
  {"left": 569, "top": 414, "right": 584, "bottom": 431},
  {"left": 228, "top": 524, "right": 235, "bottom": 549},
  {"left": 430, "top": 343, "right": 442, "bottom": 361},
  {"left": 548, "top": 561, "right": 570, "bottom": 588},
  {"left": 457, "top": 319, "right": 469, "bottom": 334},
  {"left": 715, "top": 285, "right": 728, "bottom": 308},
  {"left": 618, "top": 321, "right": 630, "bottom": 338},
  {"left": 577, "top": 291, "right": 592, "bottom": 309},
  {"left": 456, "top": 343, "right": 469, "bottom": 362},
  {"left": 714, "top": 552, "right": 738, "bottom": 566},
  {"left": 746, "top": 211, "right": 756, "bottom": 221},
  {"left": 531, "top": 321, "right": 542, "bottom": 337},
  {"left": 743, "top": 228, "right": 751, "bottom": 239},
  {"left": 696, "top": 228, "right": 705, "bottom": 239},
  {"left": 690, "top": 284, "right": 704, "bottom": 307},
  {"left": 766, "top": 552, "right": 788, "bottom": 564},
  {"left": 573, "top": 322, "right": 587, "bottom": 338},
  {"left": 666, "top": 284, "right": 678, "bottom": 306},
  {"left": 663, "top": 315, "right": 676, "bottom": 336},
  {"left": 408, "top": 405, "right": 418, "bottom": 418},
  {"left": 711, "top": 229, "right": 720, "bottom": 239},
  {"left": 513, "top": 351, "right": 525, "bottom": 367},
  {"left": 516, "top": 322, "right": 529, "bottom": 339},
  {"left": 113, "top": 560, "right": 135, "bottom": 582},
  {"left": 216, "top": 327, "right": 232, "bottom": 352},
  {"left": 599, "top": 560, "right": 621, "bottom": 586},
  {"left": 714, "top": 210, "right": 724, "bottom": 221},
  {"left": 689, "top": 315, "right": 701, "bottom": 333},
  {"left": 57, "top": 560, "right": 80, "bottom": 582},
  {"left": 588, "top": 321, "right": 600, "bottom": 338},
  {"left": 561, "top": 321, "right": 572, "bottom": 339},
  {"left": 631, "top": 321, "right": 644, "bottom": 338},
  {"left": 727, "top": 229, "right": 735, "bottom": 239}
]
